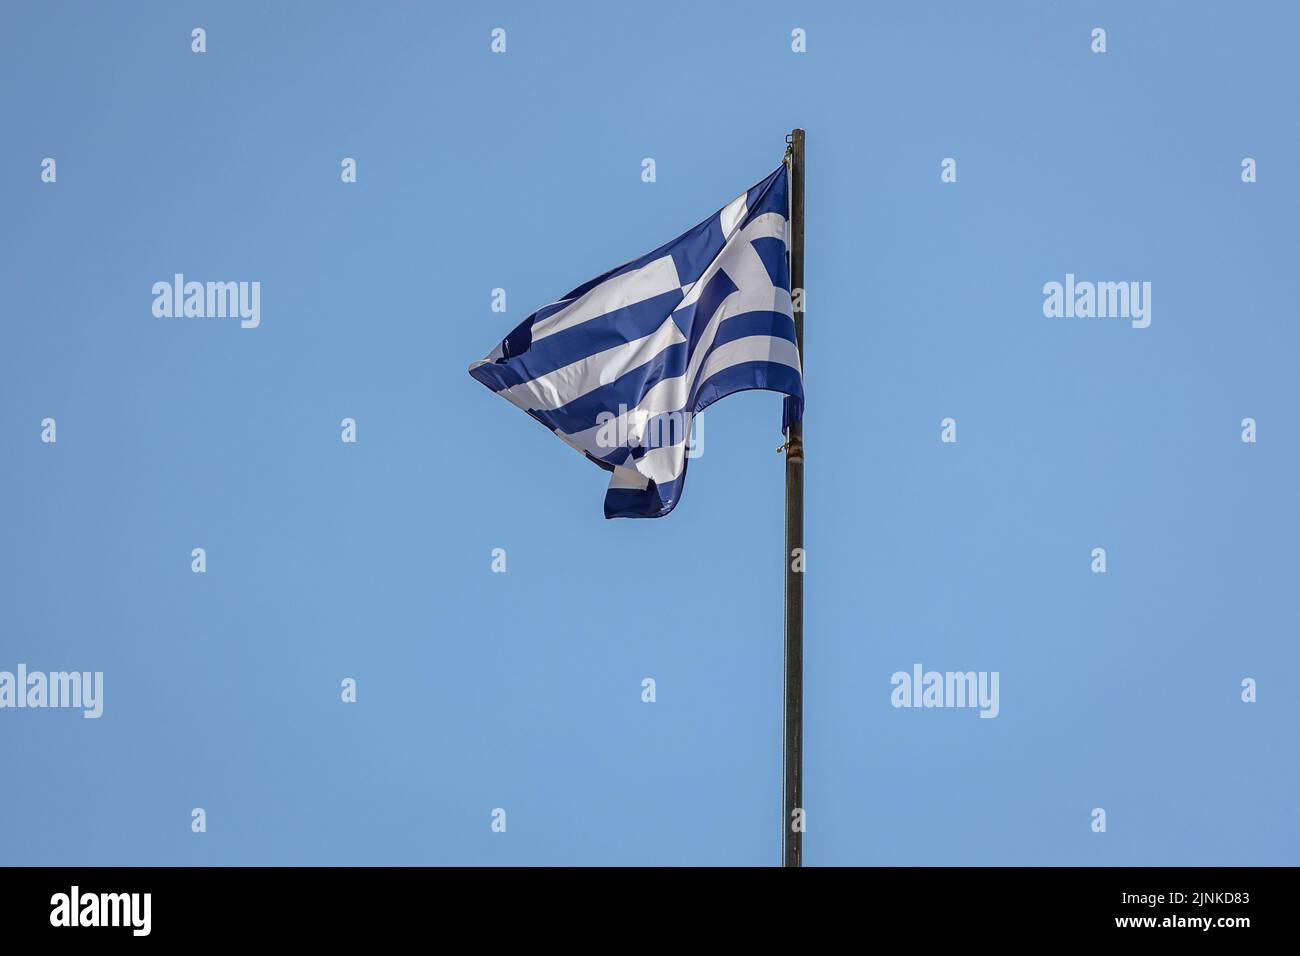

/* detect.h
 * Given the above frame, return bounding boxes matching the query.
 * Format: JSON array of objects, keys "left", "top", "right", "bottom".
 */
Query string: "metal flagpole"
[{"left": 782, "top": 128, "right": 805, "bottom": 868}]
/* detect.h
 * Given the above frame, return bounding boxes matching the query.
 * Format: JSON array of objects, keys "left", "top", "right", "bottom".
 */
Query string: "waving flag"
[{"left": 468, "top": 163, "right": 803, "bottom": 518}]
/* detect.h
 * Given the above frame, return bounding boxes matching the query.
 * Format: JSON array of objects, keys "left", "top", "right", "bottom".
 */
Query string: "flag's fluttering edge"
[{"left": 468, "top": 164, "right": 803, "bottom": 518}]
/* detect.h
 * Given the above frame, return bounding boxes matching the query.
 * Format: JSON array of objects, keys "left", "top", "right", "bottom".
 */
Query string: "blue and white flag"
[{"left": 469, "top": 164, "right": 803, "bottom": 518}]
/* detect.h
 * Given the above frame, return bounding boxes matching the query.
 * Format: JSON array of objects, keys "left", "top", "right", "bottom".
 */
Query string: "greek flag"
[{"left": 469, "top": 164, "right": 803, "bottom": 518}]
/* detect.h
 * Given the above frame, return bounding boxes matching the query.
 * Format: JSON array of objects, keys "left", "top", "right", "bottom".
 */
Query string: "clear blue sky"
[{"left": 2, "top": 0, "right": 1296, "bottom": 866}]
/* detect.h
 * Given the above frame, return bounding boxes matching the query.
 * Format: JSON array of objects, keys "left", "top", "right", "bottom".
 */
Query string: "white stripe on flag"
[
  {"left": 561, "top": 373, "right": 689, "bottom": 454},
  {"left": 529, "top": 255, "right": 682, "bottom": 343},
  {"left": 500, "top": 317, "right": 686, "bottom": 412},
  {"left": 694, "top": 335, "right": 801, "bottom": 389}
]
